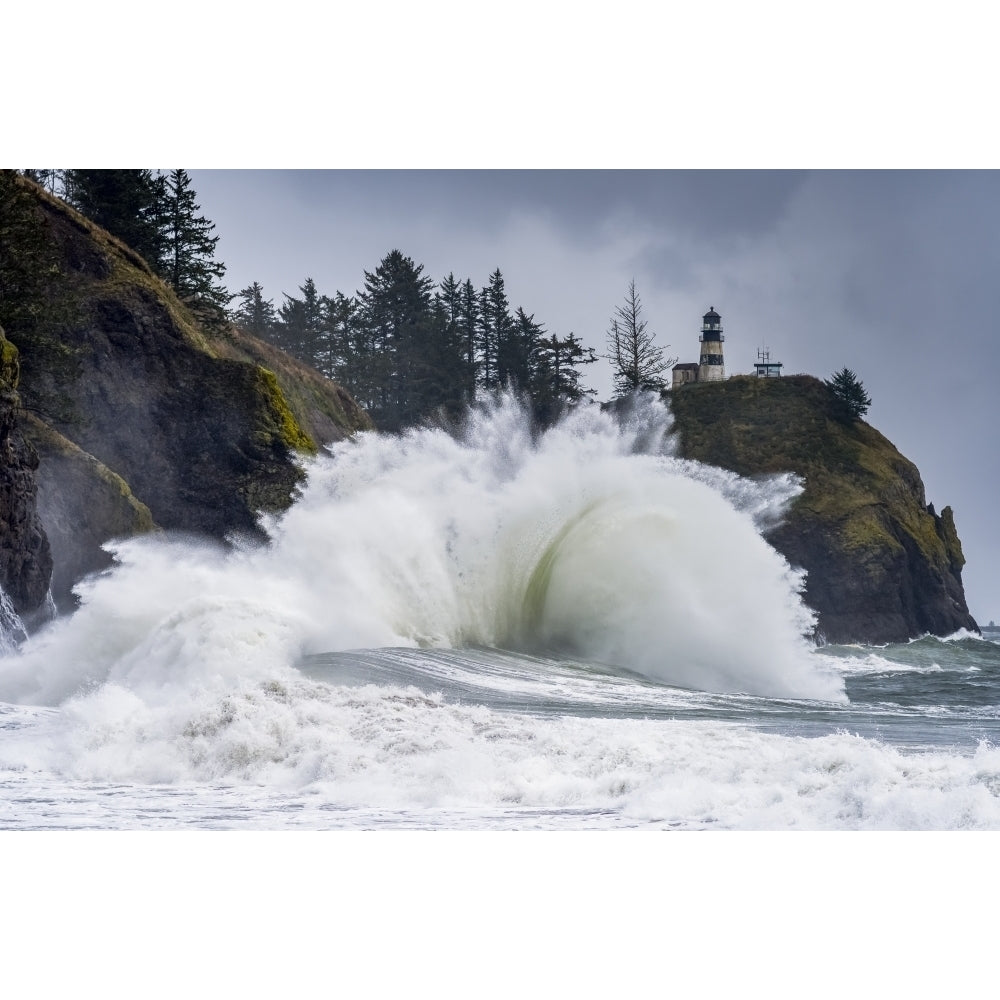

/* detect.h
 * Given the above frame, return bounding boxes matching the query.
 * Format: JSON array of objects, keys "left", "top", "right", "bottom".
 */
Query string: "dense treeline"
[
  {"left": 231, "top": 253, "right": 597, "bottom": 431},
  {"left": 9, "top": 170, "right": 599, "bottom": 431}
]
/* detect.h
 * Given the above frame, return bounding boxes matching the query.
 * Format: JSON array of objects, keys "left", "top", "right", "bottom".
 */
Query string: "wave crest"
[{"left": 0, "top": 392, "right": 843, "bottom": 706}]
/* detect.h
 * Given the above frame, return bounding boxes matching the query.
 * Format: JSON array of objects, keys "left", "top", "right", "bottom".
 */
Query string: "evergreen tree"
[
  {"left": 476, "top": 287, "right": 494, "bottom": 390},
  {"left": 825, "top": 367, "right": 872, "bottom": 421},
  {"left": 479, "top": 268, "right": 513, "bottom": 390},
  {"left": 543, "top": 330, "right": 597, "bottom": 401},
  {"left": 323, "top": 290, "right": 359, "bottom": 385},
  {"left": 431, "top": 285, "right": 474, "bottom": 416},
  {"left": 62, "top": 169, "right": 164, "bottom": 267},
  {"left": 438, "top": 272, "right": 462, "bottom": 330},
  {"left": 231, "top": 281, "right": 277, "bottom": 339},
  {"left": 356, "top": 249, "right": 435, "bottom": 429},
  {"left": 458, "top": 278, "right": 479, "bottom": 393},
  {"left": 314, "top": 293, "right": 337, "bottom": 378},
  {"left": 505, "top": 306, "right": 542, "bottom": 390},
  {"left": 159, "top": 169, "right": 230, "bottom": 322},
  {"left": 277, "top": 278, "right": 324, "bottom": 364},
  {"left": 433, "top": 273, "right": 462, "bottom": 392},
  {"left": 530, "top": 329, "right": 597, "bottom": 425},
  {"left": 606, "top": 278, "right": 671, "bottom": 395}
]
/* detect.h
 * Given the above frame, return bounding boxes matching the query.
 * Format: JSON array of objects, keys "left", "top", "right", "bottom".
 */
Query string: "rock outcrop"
[
  {"left": 668, "top": 374, "right": 978, "bottom": 644},
  {"left": 21, "top": 413, "right": 155, "bottom": 610},
  {"left": 4, "top": 178, "right": 372, "bottom": 611},
  {"left": 0, "top": 327, "right": 52, "bottom": 616}
]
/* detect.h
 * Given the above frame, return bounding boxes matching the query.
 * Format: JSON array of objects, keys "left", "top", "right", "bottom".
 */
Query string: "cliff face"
[
  {"left": 668, "top": 375, "right": 978, "bottom": 644},
  {"left": 21, "top": 413, "right": 156, "bottom": 610},
  {"left": 6, "top": 179, "right": 372, "bottom": 611},
  {"left": 0, "top": 328, "right": 52, "bottom": 615}
]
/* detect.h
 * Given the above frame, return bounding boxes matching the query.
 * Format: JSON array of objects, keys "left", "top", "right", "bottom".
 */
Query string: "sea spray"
[
  {"left": 0, "top": 392, "right": 845, "bottom": 782},
  {"left": 1, "top": 393, "right": 842, "bottom": 703},
  {"left": 0, "top": 587, "right": 28, "bottom": 656}
]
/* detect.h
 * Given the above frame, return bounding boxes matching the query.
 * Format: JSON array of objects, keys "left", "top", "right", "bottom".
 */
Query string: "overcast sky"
[{"left": 186, "top": 169, "right": 1000, "bottom": 623}]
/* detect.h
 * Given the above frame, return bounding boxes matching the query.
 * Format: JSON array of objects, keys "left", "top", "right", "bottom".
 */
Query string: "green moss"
[
  {"left": 0, "top": 335, "right": 20, "bottom": 390},
  {"left": 839, "top": 508, "right": 903, "bottom": 555},
  {"left": 253, "top": 366, "right": 317, "bottom": 453},
  {"left": 213, "top": 322, "right": 374, "bottom": 440}
]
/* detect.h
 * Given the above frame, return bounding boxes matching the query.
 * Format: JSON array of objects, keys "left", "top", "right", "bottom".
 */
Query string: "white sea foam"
[
  {"left": 940, "top": 628, "right": 985, "bottom": 643},
  {"left": 0, "top": 587, "right": 28, "bottom": 656},
  {"left": 825, "top": 652, "right": 945, "bottom": 675},
  {"left": 3, "top": 678, "right": 999, "bottom": 830}
]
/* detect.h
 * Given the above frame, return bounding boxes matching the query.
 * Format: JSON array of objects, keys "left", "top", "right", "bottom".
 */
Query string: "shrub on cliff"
[{"left": 825, "top": 367, "right": 872, "bottom": 421}]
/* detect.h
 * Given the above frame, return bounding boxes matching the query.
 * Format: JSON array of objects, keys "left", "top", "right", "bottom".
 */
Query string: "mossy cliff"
[
  {"left": 6, "top": 177, "right": 371, "bottom": 611},
  {"left": 668, "top": 375, "right": 977, "bottom": 644},
  {"left": 0, "top": 327, "right": 52, "bottom": 615}
]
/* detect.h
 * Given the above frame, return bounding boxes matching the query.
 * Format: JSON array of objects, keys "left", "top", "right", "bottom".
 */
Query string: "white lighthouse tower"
[{"left": 698, "top": 307, "right": 725, "bottom": 382}]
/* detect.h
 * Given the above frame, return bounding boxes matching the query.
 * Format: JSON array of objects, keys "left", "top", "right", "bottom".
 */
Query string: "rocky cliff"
[
  {"left": 5, "top": 178, "right": 372, "bottom": 611},
  {"left": 668, "top": 374, "right": 978, "bottom": 644},
  {"left": 22, "top": 413, "right": 156, "bottom": 610},
  {"left": 0, "top": 327, "right": 52, "bottom": 617}
]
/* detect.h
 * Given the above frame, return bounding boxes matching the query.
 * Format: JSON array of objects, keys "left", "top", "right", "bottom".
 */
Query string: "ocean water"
[{"left": 2, "top": 393, "right": 998, "bottom": 831}]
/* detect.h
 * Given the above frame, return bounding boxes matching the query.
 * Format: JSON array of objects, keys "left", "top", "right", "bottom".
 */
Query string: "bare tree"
[{"left": 605, "top": 278, "right": 674, "bottom": 395}]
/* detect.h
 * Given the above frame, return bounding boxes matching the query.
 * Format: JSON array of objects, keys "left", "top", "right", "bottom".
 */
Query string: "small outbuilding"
[
  {"left": 671, "top": 362, "right": 700, "bottom": 389},
  {"left": 753, "top": 348, "right": 783, "bottom": 378}
]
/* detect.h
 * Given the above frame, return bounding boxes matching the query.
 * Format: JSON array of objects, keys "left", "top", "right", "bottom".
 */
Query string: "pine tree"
[
  {"left": 825, "top": 367, "right": 872, "bottom": 421},
  {"left": 433, "top": 272, "right": 473, "bottom": 399},
  {"left": 479, "top": 268, "right": 513, "bottom": 390},
  {"left": 438, "top": 272, "right": 462, "bottom": 329},
  {"left": 419, "top": 292, "right": 470, "bottom": 420},
  {"left": 231, "top": 281, "right": 277, "bottom": 339},
  {"left": 426, "top": 284, "right": 476, "bottom": 417},
  {"left": 356, "top": 249, "right": 436, "bottom": 429},
  {"left": 531, "top": 330, "right": 597, "bottom": 425},
  {"left": 323, "top": 290, "right": 359, "bottom": 385},
  {"left": 159, "top": 169, "right": 230, "bottom": 322},
  {"left": 544, "top": 331, "right": 597, "bottom": 401},
  {"left": 62, "top": 169, "right": 164, "bottom": 267},
  {"left": 505, "top": 306, "right": 542, "bottom": 390},
  {"left": 277, "top": 278, "right": 324, "bottom": 364},
  {"left": 606, "top": 278, "right": 671, "bottom": 395},
  {"left": 458, "top": 278, "right": 479, "bottom": 394}
]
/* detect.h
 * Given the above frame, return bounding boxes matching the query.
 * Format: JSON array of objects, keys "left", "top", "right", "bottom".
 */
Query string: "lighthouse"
[{"left": 698, "top": 307, "right": 725, "bottom": 382}]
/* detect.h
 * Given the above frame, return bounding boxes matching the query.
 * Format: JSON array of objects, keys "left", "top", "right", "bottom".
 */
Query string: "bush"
[{"left": 825, "top": 367, "right": 872, "bottom": 421}]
